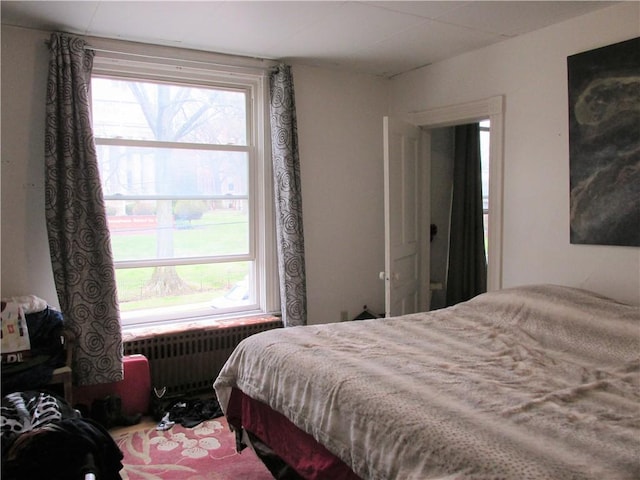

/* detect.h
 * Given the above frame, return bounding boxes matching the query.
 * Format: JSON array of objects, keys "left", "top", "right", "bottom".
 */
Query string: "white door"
[{"left": 383, "top": 117, "right": 430, "bottom": 317}]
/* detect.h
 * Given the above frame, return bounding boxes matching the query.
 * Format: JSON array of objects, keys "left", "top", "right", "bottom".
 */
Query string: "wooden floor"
[{"left": 108, "top": 415, "right": 157, "bottom": 436}]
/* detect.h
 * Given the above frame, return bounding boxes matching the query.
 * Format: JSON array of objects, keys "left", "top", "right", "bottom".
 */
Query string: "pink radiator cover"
[{"left": 73, "top": 354, "right": 151, "bottom": 416}]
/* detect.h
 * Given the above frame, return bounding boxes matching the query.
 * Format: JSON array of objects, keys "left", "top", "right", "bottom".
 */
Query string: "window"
[
  {"left": 91, "top": 54, "right": 276, "bottom": 327},
  {"left": 479, "top": 119, "right": 490, "bottom": 261}
]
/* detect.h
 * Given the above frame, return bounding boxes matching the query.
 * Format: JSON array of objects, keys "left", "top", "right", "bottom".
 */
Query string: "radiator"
[{"left": 123, "top": 319, "right": 282, "bottom": 396}]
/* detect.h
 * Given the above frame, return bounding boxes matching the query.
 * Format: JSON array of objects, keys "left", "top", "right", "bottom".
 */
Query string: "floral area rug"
[{"left": 112, "top": 416, "right": 274, "bottom": 480}]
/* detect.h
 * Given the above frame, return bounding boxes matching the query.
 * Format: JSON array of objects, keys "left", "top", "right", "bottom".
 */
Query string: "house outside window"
[{"left": 91, "top": 53, "right": 277, "bottom": 328}]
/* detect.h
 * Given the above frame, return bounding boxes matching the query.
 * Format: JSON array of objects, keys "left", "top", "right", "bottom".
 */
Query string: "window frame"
[{"left": 91, "top": 50, "right": 279, "bottom": 328}]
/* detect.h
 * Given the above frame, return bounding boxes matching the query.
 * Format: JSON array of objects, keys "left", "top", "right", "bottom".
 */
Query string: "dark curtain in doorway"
[{"left": 446, "top": 123, "right": 487, "bottom": 306}]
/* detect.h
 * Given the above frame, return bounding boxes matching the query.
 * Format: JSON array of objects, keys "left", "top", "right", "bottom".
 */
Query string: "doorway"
[
  {"left": 407, "top": 96, "right": 504, "bottom": 296},
  {"left": 429, "top": 120, "right": 491, "bottom": 309},
  {"left": 383, "top": 96, "right": 504, "bottom": 316}
]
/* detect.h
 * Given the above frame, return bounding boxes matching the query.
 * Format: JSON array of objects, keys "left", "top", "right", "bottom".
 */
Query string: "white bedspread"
[{"left": 214, "top": 285, "right": 640, "bottom": 479}]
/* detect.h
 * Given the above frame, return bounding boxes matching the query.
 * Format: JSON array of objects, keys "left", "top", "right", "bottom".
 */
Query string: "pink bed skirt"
[{"left": 226, "top": 388, "right": 361, "bottom": 480}]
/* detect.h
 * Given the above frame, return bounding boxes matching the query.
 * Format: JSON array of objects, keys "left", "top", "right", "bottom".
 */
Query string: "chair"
[{"left": 2, "top": 299, "right": 72, "bottom": 402}]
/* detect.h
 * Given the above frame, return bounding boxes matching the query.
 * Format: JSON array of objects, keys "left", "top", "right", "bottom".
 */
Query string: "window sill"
[{"left": 121, "top": 313, "right": 282, "bottom": 342}]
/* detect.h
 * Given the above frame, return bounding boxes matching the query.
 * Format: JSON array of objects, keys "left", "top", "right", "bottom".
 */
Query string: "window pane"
[
  {"left": 480, "top": 127, "right": 490, "bottom": 211},
  {"left": 106, "top": 199, "right": 249, "bottom": 261},
  {"left": 90, "top": 64, "right": 272, "bottom": 326},
  {"left": 92, "top": 77, "right": 247, "bottom": 146},
  {"left": 97, "top": 145, "right": 248, "bottom": 197},
  {"left": 116, "top": 262, "right": 253, "bottom": 314},
  {"left": 480, "top": 120, "right": 490, "bottom": 261}
]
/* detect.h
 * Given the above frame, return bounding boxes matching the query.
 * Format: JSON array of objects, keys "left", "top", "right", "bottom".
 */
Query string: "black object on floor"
[
  {"left": 90, "top": 395, "right": 142, "bottom": 430},
  {"left": 166, "top": 396, "right": 223, "bottom": 428}
]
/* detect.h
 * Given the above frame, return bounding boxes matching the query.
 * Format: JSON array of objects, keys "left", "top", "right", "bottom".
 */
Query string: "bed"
[{"left": 213, "top": 284, "right": 640, "bottom": 480}]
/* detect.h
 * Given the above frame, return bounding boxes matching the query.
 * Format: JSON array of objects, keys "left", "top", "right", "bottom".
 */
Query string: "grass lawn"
[{"left": 110, "top": 209, "right": 250, "bottom": 310}]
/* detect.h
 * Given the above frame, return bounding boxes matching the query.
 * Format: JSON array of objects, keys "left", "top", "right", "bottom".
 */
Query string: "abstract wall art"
[{"left": 567, "top": 37, "right": 639, "bottom": 247}]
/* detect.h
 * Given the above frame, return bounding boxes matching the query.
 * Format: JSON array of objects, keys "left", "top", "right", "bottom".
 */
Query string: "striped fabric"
[{"left": 215, "top": 285, "right": 639, "bottom": 480}]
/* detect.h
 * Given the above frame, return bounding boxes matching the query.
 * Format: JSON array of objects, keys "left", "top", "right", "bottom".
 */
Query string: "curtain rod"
[
  {"left": 85, "top": 46, "right": 277, "bottom": 71},
  {"left": 45, "top": 40, "right": 278, "bottom": 72}
]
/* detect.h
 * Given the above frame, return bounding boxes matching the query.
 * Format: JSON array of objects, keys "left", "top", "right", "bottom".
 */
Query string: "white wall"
[
  {"left": 3, "top": 2, "right": 638, "bottom": 324},
  {"left": 0, "top": 25, "right": 389, "bottom": 323},
  {"left": 389, "top": 2, "right": 640, "bottom": 306},
  {"left": 292, "top": 64, "right": 388, "bottom": 323},
  {"left": 1, "top": 26, "right": 59, "bottom": 307},
  {"left": 430, "top": 127, "right": 454, "bottom": 310}
]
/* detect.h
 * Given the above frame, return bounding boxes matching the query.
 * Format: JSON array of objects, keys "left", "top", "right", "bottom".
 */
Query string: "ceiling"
[{"left": 1, "top": 1, "right": 616, "bottom": 78}]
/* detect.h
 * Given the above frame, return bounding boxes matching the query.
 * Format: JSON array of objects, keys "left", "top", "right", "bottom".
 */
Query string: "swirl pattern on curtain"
[
  {"left": 45, "top": 33, "right": 123, "bottom": 385},
  {"left": 269, "top": 64, "right": 307, "bottom": 326}
]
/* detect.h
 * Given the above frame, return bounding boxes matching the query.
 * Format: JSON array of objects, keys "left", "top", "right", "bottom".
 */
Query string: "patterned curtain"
[
  {"left": 446, "top": 123, "right": 487, "bottom": 306},
  {"left": 45, "top": 33, "right": 123, "bottom": 385},
  {"left": 269, "top": 64, "right": 307, "bottom": 326}
]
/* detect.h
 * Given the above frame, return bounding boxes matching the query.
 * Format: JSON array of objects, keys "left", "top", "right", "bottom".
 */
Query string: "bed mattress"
[{"left": 214, "top": 285, "right": 640, "bottom": 479}]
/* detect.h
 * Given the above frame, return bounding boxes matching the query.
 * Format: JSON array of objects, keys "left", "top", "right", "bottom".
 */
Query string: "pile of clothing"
[
  {"left": 1, "top": 391, "right": 123, "bottom": 480},
  {"left": 151, "top": 387, "right": 223, "bottom": 431},
  {"left": 1, "top": 296, "right": 66, "bottom": 394}
]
